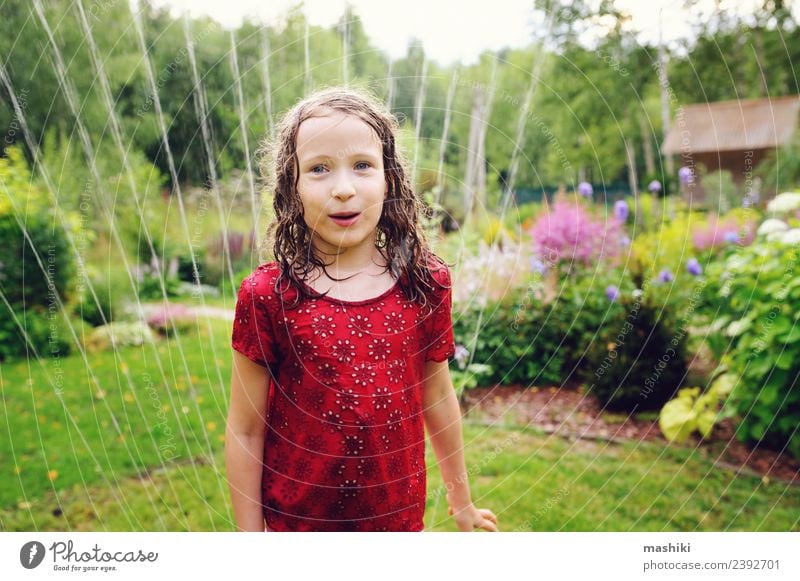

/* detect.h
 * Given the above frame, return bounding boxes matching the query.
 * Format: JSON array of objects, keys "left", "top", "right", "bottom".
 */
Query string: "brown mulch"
[{"left": 460, "top": 384, "right": 800, "bottom": 485}]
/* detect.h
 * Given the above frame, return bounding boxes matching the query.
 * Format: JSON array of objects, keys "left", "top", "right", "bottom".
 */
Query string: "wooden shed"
[{"left": 661, "top": 95, "right": 800, "bottom": 191}]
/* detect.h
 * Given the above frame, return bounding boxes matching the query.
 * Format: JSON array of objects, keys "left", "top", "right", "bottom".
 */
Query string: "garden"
[{"left": 1, "top": 0, "right": 799, "bottom": 532}]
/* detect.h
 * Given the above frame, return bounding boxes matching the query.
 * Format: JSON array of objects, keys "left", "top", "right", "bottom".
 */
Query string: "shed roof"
[{"left": 661, "top": 95, "right": 800, "bottom": 155}]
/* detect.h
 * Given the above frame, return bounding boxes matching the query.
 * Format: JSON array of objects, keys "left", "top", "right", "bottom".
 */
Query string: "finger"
[
  {"left": 478, "top": 517, "right": 499, "bottom": 532},
  {"left": 479, "top": 509, "right": 498, "bottom": 524}
]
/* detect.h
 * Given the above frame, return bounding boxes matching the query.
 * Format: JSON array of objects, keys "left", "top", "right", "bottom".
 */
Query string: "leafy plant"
[
  {"left": 84, "top": 321, "right": 155, "bottom": 352},
  {"left": 659, "top": 373, "right": 735, "bottom": 442},
  {"left": 582, "top": 290, "right": 689, "bottom": 412},
  {"left": 701, "top": 232, "right": 800, "bottom": 458}
]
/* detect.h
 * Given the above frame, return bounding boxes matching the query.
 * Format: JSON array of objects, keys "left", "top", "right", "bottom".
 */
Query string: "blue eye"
[
  {"left": 310, "top": 164, "right": 327, "bottom": 174},
  {"left": 355, "top": 161, "right": 371, "bottom": 170}
]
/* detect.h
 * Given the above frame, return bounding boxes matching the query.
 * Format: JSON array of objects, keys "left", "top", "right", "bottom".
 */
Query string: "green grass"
[
  {"left": 0, "top": 316, "right": 233, "bottom": 521},
  {"left": 1, "top": 315, "right": 799, "bottom": 531}
]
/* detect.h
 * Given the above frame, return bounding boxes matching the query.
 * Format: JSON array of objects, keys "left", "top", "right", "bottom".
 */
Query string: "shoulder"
[
  {"left": 423, "top": 253, "right": 452, "bottom": 290},
  {"left": 239, "top": 261, "right": 281, "bottom": 296},
  {"left": 236, "top": 261, "right": 293, "bottom": 314}
]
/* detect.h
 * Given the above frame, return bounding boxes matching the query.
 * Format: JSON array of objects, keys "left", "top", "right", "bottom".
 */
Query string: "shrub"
[
  {"left": 452, "top": 271, "right": 630, "bottom": 387},
  {"left": 146, "top": 303, "right": 196, "bottom": 337},
  {"left": 701, "top": 233, "right": 800, "bottom": 458},
  {"left": 529, "top": 195, "right": 625, "bottom": 270},
  {"left": 84, "top": 321, "right": 155, "bottom": 352},
  {"left": 0, "top": 307, "right": 73, "bottom": 361},
  {"left": 582, "top": 290, "right": 689, "bottom": 412},
  {"left": 0, "top": 147, "right": 76, "bottom": 309},
  {"left": 138, "top": 273, "right": 182, "bottom": 301},
  {"left": 453, "top": 291, "right": 565, "bottom": 386},
  {"left": 629, "top": 209, "right": 705, "bottom": 283},
  {"left": 0, "top": 147, "right": 77, "bottom": 360}
]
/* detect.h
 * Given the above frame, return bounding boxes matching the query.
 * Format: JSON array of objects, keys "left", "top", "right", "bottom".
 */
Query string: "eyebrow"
[{"left": 299, "top": 151, "right": 381, "bottom": 164}]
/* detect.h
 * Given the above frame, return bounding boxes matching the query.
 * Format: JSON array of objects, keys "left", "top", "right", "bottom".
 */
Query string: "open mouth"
[{"left": 329, "top": 212, "right": 361, "bottom": 226}]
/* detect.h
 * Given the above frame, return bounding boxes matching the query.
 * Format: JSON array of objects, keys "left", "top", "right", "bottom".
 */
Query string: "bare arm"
[
  {"left": 422, "top": 359, "right": 498, "bottom": 532},
  {"left": 225, "top": 351, "right": 270, "bottom": 532}
]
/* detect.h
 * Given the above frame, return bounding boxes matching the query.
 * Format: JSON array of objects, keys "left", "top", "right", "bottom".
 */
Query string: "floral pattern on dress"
[{"left": 231, "top": 259, "right": 456, "bottom": 532}]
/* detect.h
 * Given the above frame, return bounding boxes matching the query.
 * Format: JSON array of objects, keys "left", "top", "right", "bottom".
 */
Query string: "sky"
[{"left": 141, "top": 0, "right": 794, "bottom": 66}]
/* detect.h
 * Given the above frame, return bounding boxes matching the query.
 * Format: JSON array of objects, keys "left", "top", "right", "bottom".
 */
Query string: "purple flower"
[
  {"left": 613, "top": 200, "right": 629, "bottom": 222},
  {"left": 605, "top": 285, "right": 619, "bottom": 302},
  {"left": 648, "top": 180, "right": 662, "bottom": 194},
  {"left": 620, "top": 235, "right": 631, "bottom": 247},
  {"left": 454, "top": 344, "right": 470, "bottom": 369},
  {"left": 678, "top": 166, "right": 694, "bottom": 185},
  {"left": 530, "top": 257, "right": 548, "bottom": 274},
  {"left": 453, "top": 345, "right": 469, "bottom": 369},
  {"left": 724, "top": 231, "right": 739, "bottom": 244},
  {"left": 657, "top": 268, "right": 674, "bottom": 283},
  {"left": 578, "top": 182, "right": 593, "bottom": 197},
  {"left": 743, "top": 191, "right": 760, "bottom": 207},
  {"left": 686, "top": 258, "right": 702, "bottom": 276}
]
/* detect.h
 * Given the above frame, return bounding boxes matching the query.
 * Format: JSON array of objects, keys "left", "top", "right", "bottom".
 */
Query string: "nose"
[{"left": 331, "top": 169, "right": 356, "bottom": 200}]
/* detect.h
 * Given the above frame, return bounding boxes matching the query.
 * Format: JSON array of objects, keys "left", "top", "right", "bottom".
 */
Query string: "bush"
[
  {"left": 84, "top": 321, "right": 155, "bottom": 352},
  {"left": 138, "top": 273, "right": 182, "bottom": 301},
  {"left": 529, "top": 195, "right": 626, "bottom": 270},
  {"left": 702, "top": 232, "right": 800, "bottom": 458},
  {"left": 452, "top": 271, "right": 631, "bottom": 387},
  {"left": 0, "top": 307, "right": 72, "bottom": 361},
  {"left": 76, "top": 276, "right": 121, "bottom": 327},
  {"left": 0, "top": 147, "right": 76, "bottom": 309},
  {"left": 145, "top": 303, "right": 196, "bottom": 337},
  {"left": 453, "top": 291, "right": 565, "bottom": 386},
  {"left": 0, "top": 147, "right": 77, "bottom": 360},
  {"left": 582, "top": 292, "right": 689, "bottom": 412}
]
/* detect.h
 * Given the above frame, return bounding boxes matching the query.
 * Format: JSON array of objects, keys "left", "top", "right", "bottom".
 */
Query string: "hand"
[{"left": 448, "top": 503, "right": 499, "bottom": 532}]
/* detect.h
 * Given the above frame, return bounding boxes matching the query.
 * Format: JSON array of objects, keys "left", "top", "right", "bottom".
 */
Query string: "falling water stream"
[{"left": 0, "top": 3, "right": 549, "bottom": 531}]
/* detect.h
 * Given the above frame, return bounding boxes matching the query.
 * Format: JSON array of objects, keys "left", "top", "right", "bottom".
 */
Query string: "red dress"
[{"left": 231, "top": 259, "right": 456, "bottom": 531}]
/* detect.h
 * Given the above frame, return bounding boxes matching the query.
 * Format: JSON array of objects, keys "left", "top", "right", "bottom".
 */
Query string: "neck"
[{"left": 311, "top": 235, "right": 385, "bottom": 276}]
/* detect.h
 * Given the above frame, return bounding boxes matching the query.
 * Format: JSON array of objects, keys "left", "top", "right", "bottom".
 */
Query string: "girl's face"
[{"left": 295, "top": 109, "right": 388, "bottom": 260}]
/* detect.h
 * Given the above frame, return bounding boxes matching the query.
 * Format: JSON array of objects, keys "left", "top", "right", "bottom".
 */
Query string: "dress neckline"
[{"left": 299, "top": 277, "right": 400, "bottom": 306}]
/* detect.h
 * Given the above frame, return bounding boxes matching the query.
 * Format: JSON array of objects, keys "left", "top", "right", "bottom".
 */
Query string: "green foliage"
[
  {"left": 582, "top": 291, "right": 689, "bottom": 412},
  {"left": 701, "top": 235, "right": 800, "bottom": 458},
  {"left": 0, "top": 147, "right": 77, "bottom": 308},
  {"left": 628, "top": 206, "right": 704, "bottom": 281},
  {"left": 452, "top": 271, "right": 631, "bottom": 387},
  {"left": 453, "top": 292, "right": 565, "bottom": 386},
  {"left": 755, "top": 136, "right": 800, "bottom": 194},
  {"left": 450, "top": 363, "right": 494, "bottom": 398},
  {"left": 0, "top": 307, "right": 73, "bottom": 361},
  {"left": 84, "top": 321, "right": 155, "bottom": 352},
  {"left": 0, "top": 147, "right": 78, "bottom": 360},
  {"left": 659, "top": 374, "right": 735, "bottom": 442},
  {"left": 75, "top": 266, "right": 133, "bottom": 327},
  {"left": 138, "top": 273, "right": 182, "bottom": 301},
  {"left": 699, "top": 169, "right": 739, "bottom": 214}
]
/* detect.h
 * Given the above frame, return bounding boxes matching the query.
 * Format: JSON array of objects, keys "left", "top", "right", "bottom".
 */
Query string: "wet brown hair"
[{"left": 258, "top": 85, "right": 447, "bottom": 310}]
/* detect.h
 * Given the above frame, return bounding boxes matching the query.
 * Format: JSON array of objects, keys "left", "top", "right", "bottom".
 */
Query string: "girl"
[{"left": 226, "top": 86, "right": 498, "bottom": 532}]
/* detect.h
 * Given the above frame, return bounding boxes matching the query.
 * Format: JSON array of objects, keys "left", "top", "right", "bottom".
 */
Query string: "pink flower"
[
  {"left": 530, "top": 199, "right": 624, "bottom": 266},
  {"left": 692, "top": 215, "right": 756, "bottom": 250}
]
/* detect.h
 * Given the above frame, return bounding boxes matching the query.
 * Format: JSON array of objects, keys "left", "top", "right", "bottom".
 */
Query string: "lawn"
[{"left": 1, "top": 315, "right": 799, "bottom": 532}]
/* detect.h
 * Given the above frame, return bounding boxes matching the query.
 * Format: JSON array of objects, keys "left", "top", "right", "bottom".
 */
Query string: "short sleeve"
[
  {"left": 424, "top": 265, "right": 456, "bottom": 363},
  {"left": 231, "top": 273, "right": 279, "bottom": 368}
]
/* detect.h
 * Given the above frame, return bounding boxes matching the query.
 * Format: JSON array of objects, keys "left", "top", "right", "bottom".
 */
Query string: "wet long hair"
[{"left": 258, "top": 85, "right": 448, "bottom": 310}]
